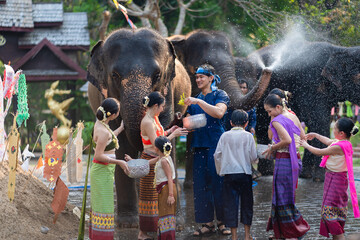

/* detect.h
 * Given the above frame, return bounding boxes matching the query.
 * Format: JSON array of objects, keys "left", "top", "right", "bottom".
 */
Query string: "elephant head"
[
  {"left": 169, "top": 30, "right": 272, "bottom": 111},
  {"left": 87, "top": 28, "right": 178, "bottom": 150},
  {"left": 322, "top": 47, "right": 360, "bottom": 104}
]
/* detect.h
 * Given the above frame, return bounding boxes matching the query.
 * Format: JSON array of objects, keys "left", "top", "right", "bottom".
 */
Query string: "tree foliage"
[{"left": 20, "top": 0, "right": 358, "bottom": 148}]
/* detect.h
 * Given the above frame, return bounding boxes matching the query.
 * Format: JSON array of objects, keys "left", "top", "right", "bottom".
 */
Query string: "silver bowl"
[{"left": 127, "top": 159, "right": 150, "bottom": 178}]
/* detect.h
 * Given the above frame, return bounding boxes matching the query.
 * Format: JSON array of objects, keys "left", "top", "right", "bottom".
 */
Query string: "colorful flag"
[
  {"left": 7, "top": 116, "right": 20, "bottom": 201},
  {"left": 36, "top": 155, "right": 44, "bottom": 169},
  {"left": 43, "top": 128, "right": 63, "bottom": 182},
  {"left": 51, "top": 177, "right": 69, "bottom": 223}
]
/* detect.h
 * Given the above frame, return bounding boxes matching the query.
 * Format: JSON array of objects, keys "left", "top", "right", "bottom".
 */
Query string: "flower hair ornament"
[
  {"left": 351, "top": 125, "right": 359, "bottom": 135},
  {"left": 163, "top": 142, "right": 172, "bottom": 157},
  {"left": 143, "top": 96, "right": 150, "bottom": 107},
  {"left": 281, "top": 98, "right": 287, "bottom": 109},
  {"left": 284, "top": 90, "right": 289, "bottom": 101},
  {"left": 97, "top": 106, "right": 107, "bottom": 122}
]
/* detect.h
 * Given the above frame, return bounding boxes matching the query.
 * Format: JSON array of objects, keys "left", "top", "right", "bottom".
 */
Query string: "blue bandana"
[{"left": 196, "top": 67, "right": 221, "bottom": 91}]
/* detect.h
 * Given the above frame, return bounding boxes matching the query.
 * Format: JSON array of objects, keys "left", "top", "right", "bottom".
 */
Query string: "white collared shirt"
[{"left": 214, "top": 127, "right": 257, "bottom": 176}]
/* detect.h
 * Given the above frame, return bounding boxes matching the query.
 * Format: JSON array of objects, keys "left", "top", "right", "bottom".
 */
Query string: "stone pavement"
[
  {"left": 29, "top": 158, "right": 360, "bottom": 239},
  {"left": 114, "top": 168, "right": 360, "bottom": 240}
]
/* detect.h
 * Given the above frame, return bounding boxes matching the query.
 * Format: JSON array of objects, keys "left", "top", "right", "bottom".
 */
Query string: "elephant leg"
[
  {"left": 300, "top": 104, "right": 330, "bottom": 182},
  {"left": 300, "top": 150, "right": 314, "bottom": 179},
  {"left": 257, "top": 158, "right": 274, "bottom": 176},
  {"left": 115, "top": 134, "right": 139, "bottom": 228},
  {"left": 184, "top": 133, "right": 193, "bottom": 189},
  {"left": 255, "top": 112, "right": 274, "bottom": 176}
]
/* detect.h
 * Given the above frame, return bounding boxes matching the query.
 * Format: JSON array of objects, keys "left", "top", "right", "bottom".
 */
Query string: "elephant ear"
[
  {"left": 168, "top": 35, "right": 186, "bottom": 65},
  {"left": 322, "top": 51, "right": 357, "bottom": 90},
  {"left": 163, "top": 40, "right": 177, "bottom": 82},
  {"left": 157, "top": 40, "right": 177, "bottom": 97},
  {"left": 87, "top": 40, "right": 108, "bottom": 97}
]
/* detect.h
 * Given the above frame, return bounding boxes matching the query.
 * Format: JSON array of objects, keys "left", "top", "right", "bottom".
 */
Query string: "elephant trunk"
[
  {"left": 218, "top": 66, "right": 272, "bottom": 110},
  {"left": 120, "top": 75, "right": 152, "bottom": 151}
]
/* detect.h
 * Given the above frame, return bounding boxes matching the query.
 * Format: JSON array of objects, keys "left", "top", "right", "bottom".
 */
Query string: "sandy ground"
[{"left": 0, "top": 161, "right": 79, "bottom": 239}]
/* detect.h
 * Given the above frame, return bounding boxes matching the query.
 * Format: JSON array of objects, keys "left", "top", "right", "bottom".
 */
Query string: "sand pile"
[{"left": 0, "top": 161, "right": 79, "bottom": 239}]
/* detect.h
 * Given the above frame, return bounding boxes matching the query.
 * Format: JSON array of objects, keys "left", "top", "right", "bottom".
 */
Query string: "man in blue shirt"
[{"left": 185, "top": 64, "right": 231, "bottom": 236}]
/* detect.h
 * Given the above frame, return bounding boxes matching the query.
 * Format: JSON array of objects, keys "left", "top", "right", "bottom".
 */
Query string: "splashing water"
[
  {"left": 227, "top": 22, "right": 319, "bottom": 71},
  {"left": 226, "top": 26, "right": 266, "bottom": 69},
  {"left": 267, "top": 24, "right": 307, "bottom": 71}
]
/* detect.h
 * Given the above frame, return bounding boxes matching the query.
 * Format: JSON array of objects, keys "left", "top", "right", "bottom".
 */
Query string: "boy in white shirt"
[{"left": 214, "top": 109, "right": 257, "bottom": 240}]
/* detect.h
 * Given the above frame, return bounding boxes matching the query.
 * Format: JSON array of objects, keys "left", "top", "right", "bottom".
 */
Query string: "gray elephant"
[
  {"left": 168, "top": 30, "right": 272, "bottom": 186},
  {"left": 87, "top": 28, "right": 191, "bottom": 226},
  {"left": 235, "top": 42, "right": 360, "bottom": 181}
]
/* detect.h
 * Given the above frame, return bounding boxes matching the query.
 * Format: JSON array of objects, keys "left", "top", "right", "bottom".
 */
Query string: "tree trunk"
[{"left": 174, "top": 7, "right": 186, "bottom": 35}]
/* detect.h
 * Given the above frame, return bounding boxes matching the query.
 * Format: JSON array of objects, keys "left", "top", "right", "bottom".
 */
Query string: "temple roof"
[
  {"left": 13, "top": 38, "right": 87, "bottom": 81},
  {"left": 0, "top": 0, "right": 33, "bottom": 31},
  {"left": 18, "top": 12, "right": 90, "bottom": 49},
  {"left": 32, "top": 3, "right": 63, "bottom": 24}
]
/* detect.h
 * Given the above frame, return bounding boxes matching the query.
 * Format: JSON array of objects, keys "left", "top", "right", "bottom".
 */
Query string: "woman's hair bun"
[{"left": 351, "top": 125, "right": 359, "bottom": 136}]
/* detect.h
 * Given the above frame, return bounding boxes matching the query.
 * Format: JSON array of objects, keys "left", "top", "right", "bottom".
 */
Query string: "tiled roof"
[
  {"left": 0, "top": 0, "right": 33, "bottom": 29},
  {"left": 32, "top": 3, "right": 63, "bottom": 23},
  {"left": 18, "top": 12, "right": 90, "bottom": 47}
]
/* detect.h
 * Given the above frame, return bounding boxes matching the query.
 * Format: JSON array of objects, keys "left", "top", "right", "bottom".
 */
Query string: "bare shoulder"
[
  {"left": 94, "top": 122, "right": 111, "bottom": 140},
  {"left": 141, "top": 117, "right": 152, "bottom": 126},
  {"left": 161, "top": 157, "right": 171, "bottom": 166}
]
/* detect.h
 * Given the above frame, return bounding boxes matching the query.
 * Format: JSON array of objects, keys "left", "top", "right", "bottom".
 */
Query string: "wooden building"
[{"left": 0, "top": 0, "right": 90, "bottom": 82}]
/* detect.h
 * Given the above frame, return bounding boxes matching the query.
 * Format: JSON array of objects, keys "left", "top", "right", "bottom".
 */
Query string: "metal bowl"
[{"left": 127, "top": 159, "right": 150, "bottom": 178}]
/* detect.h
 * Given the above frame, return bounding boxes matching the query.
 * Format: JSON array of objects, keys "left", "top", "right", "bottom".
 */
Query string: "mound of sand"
[{"left": 0, "top": 161, "right": 79, "bottom": 239}]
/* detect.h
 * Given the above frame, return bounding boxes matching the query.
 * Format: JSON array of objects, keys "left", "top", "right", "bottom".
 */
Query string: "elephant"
[
  {"left": 168, "top": 30, "right": 273, "bottom": 187},
  {"left": 87, "top": 27, "right": 191, "bottom": 226},
  {"left": 235, "top": 41, "right": 360, "bottom": 181}
]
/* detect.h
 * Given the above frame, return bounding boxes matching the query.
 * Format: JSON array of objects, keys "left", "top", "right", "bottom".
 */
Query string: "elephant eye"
[
  {"left": 153, "top": 71, "right": 161, "bottom": 83},
  {"left": 112, "top": 71, "right": 121, "bottom": 80}
]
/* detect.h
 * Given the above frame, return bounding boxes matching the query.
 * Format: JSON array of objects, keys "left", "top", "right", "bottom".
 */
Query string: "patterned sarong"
[
  {"left": 158, "top": 183, "right": 177, "bottom": 240},
  {"left": 266, "top": 152, "right": 310, "bottom": 238},
  {"left": 139, "top": 152, "right": 159, "bottom": 232},
  {"left": 89, "top": 161, "right": 115, "bottom": 240},
  {"left": 319, "top": 171, "right": 348, "bottom": 237}
]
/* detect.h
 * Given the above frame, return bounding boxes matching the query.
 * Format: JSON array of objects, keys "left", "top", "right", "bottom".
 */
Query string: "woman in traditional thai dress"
[
  {"left": 267, "top": 88, "right": 303, "bottom": 140},
  {"left": 138, "top": 91, "right": 187, "bottom": 240},
  {"left": 89, "top": 98, "right": 130, "bottom": 240},
  {"left": 300, "top": 117, "right": 360, "bottom": 240},
  {"left": 262, "top": 94, "right": 309, "bottom": 239}
]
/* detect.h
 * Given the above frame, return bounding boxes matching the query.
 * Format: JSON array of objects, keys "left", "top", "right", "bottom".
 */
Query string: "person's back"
[
  {"left": 214, "top": 109, "right": 257, "bottom": 240},
  {"left": 215, "top": 128, "right": 256, "bottom": 176}
]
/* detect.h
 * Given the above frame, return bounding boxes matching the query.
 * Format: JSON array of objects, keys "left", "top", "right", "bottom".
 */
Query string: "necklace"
[{"left": 99, "top": 121, "right": 119, "bottom": 149}]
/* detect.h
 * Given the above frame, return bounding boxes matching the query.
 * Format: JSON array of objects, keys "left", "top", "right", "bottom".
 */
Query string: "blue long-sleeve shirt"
[{"left": 246, "top": 107, "right": 256, "bottom": 132}]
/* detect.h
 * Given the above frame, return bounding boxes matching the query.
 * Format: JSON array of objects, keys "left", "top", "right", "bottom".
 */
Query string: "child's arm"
[
  {"left": 125, "top": 154, "right": 159, "bottom": 165},
  {"left": 161, "top": 158, "right": 175, "bottom": 205},
  {"left": 306, "top": 132, "right": 334, "bottom": 146},
  {"left": 148, "top": 156, "right": 160, "bottom": 165},
  {"left": 300, "top": 139, "right": 343, "bottom": 156}
]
